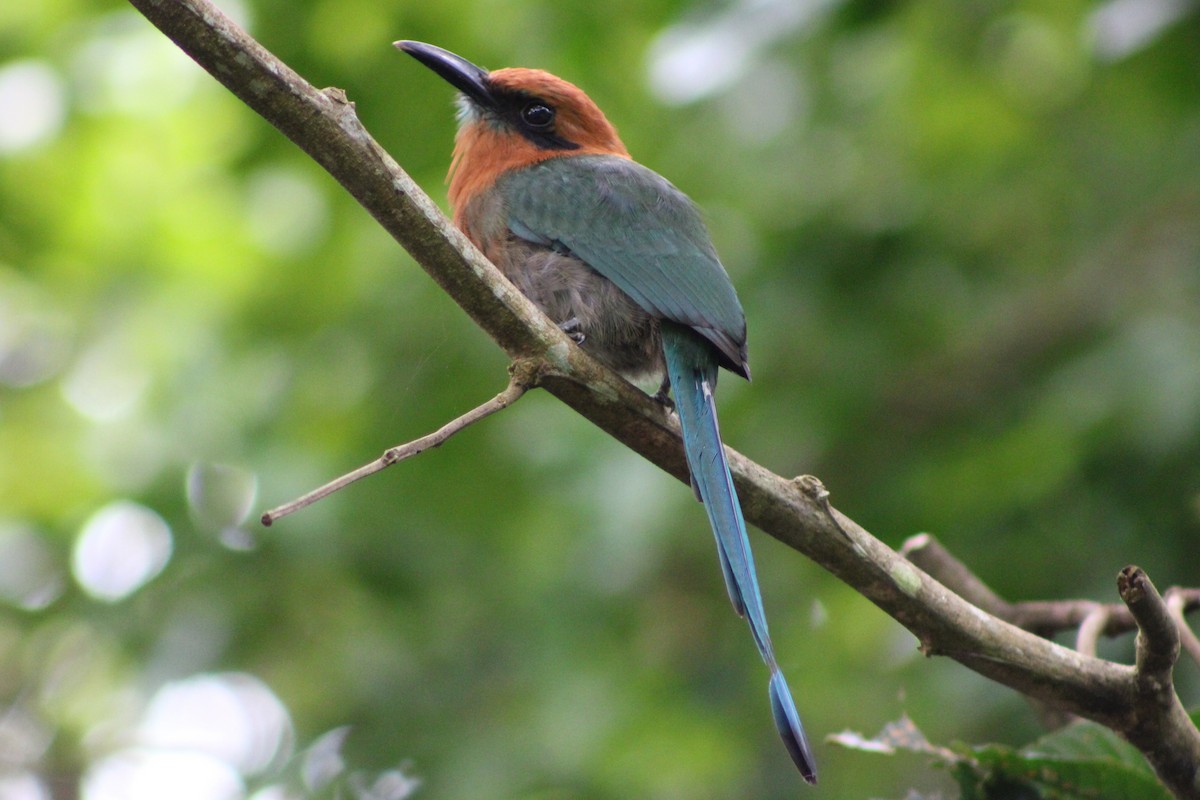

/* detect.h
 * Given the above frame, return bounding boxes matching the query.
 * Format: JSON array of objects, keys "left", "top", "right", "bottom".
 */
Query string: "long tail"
[{"left": 661, "top": 325, "right": 817, "bottom": 784}]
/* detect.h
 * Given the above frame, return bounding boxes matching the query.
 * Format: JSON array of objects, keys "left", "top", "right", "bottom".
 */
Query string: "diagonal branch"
[{"left": 126, "top": 0, "right": 1200, "bottom": 795}]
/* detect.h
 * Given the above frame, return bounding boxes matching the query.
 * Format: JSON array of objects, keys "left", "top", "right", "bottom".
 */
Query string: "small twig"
[
  {"left": 261, "top": 375, "right": 531, "bottom": 526},
  {"left": 1075, "top": 603, "right": 1110, "bottom": 658},
  {"left": 900, "top": 533, "right": 1011, "bottom": 616},
  {"left": 1006, "top": 599, "right": 1137, "bottom": 637},
  {"left": 794, "top": 475, "right": 852, "bottom": 542},
  {"left": 1120, "top": 565, "right": 1178, "bottom": 681},
  {"left": 1167, "top": 589, "right": 1200, "bottom": 668},
  {"left": 1114, "top": 566, "right": 1200, "bottom": 799}
]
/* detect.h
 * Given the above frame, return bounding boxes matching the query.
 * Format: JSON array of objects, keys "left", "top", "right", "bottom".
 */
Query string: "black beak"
[{"left": 394, "top": 41, "right": 494, "bottom": 109}]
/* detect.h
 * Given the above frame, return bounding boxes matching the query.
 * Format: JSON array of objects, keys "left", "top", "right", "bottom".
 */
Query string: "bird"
[{"left": 396, "top": 40, "right": 817, "bottom": 783}]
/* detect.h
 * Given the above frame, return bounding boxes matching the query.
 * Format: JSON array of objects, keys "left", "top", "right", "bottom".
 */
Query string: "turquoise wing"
[{"left": 497, "top": 154, "right": 749, "bottom": 377}]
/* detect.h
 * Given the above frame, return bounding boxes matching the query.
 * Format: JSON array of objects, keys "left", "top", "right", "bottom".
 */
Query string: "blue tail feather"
[
  {"left": 662, "top": 325, "right": 816, "bottom": 782},
  {"left": 714, "top": 536, "right": 747, "bottom": 619},
  {"left": 663, "top": 330, "right": 770, "bottom": 651},
  {"left": 770, "top": 670, "right": 818, "bottom": 783}
]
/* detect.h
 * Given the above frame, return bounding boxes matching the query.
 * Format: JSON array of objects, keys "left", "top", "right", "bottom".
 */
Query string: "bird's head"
[{"left": 396, "top": 41, "right": 631, "bottom": 213}]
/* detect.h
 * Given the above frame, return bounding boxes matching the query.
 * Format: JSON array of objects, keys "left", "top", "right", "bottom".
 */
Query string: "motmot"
[{"left": 397, "top": 41, "right": 817, "bottom": 783}]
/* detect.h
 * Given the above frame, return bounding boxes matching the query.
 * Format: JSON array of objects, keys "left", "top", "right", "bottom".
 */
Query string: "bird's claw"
[
  {"left": 559, "top": 318, "right": 586, "bottom": 345},
  {"left": 652, "top": 376, "right": 675, "bottom": 409}
]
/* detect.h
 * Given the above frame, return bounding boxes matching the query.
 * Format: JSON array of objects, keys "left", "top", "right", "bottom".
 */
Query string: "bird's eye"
[{"left": 521, "top": 102, "right": 555, "bottom": 129}]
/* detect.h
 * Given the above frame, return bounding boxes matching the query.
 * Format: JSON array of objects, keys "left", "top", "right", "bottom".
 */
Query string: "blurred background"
[{"left": 1, "top": 0, "right": 1198, "bottom": 797}]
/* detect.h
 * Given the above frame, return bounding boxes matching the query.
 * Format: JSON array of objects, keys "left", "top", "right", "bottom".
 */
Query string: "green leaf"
[{"left": 831, "top": 716, "right": 1172, "bottom": 800}]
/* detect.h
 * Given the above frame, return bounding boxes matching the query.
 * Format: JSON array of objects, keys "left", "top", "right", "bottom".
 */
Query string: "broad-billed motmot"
[{"left": 397, "top": 41, "right": 817, "bottom": 782}]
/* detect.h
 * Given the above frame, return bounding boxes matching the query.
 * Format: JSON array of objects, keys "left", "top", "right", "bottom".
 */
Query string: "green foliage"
[
  {"left": 834, "top": 714, "right": 1175, "bottom": 800},
  {"left": 0, "top": 0, "right": 1198, "bottom": 798}
]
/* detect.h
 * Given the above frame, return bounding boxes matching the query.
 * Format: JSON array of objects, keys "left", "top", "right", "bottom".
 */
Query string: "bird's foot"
[
  {"left": 558, "top": 318, "right": 586, "bottom": 345},
  {"left": 652, "top": 376, "right": 675, "bottom": 409}
]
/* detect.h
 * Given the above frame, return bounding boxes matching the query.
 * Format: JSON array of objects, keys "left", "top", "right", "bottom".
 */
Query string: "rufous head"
[{"left": 396, "top": 41, "right": 631, "bottom": 214}]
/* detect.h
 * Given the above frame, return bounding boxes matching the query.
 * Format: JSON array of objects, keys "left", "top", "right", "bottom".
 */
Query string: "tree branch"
[
  {"left": 1118, "top": 567, "right": 1200, "bottom": 797},
  {"left": 126, "top": 0, "right": 1200, "bottom": 795},
  {"left": 904, "top": 533, "right": 1200, "bottom": 664},
  {"left": 1169, "top": 590, "right": 1200, "bottom": 668}
]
